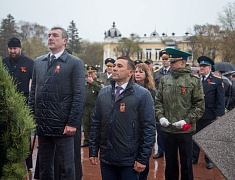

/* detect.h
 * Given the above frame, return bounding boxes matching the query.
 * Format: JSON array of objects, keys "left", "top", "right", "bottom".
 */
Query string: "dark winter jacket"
[
  {"left": 89, "top": 79, "right": 156, "bottom": 166},
  {"left": 200, "top": 73, "right": 225, "bottom": 120},
  {"left": 28, "top": 50, "right": 86, "bottom": 136},
  {"left": 2, "top": 54, "right": 34, "bottom": 98}
]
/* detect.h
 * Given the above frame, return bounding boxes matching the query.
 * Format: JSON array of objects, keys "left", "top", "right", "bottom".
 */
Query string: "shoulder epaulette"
[
  {"left": 154, "top": 68, "right": 160, "bottom": 73},
  {"left": 213, "top": 74, "right": 222, "bottom": 79},
  {"left": 191, "top": 74, "right": 200, "bottom": 79},
  {"left": 96, "top": 79, "right": 103, "bottom": 83}
]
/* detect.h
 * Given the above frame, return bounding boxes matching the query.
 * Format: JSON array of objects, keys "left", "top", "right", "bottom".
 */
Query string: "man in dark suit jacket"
[
  {"left": 192, "top": 56, "right": 225, "bottom": 169},
  {"left": 154, "top": 50, "right": 171, "bottom": 89},
  {"left": 153, "top": 50, "right": 171, "bottom": 159},
  {"left": 2, "top": 37, "right": 34, "bottom": 170}
]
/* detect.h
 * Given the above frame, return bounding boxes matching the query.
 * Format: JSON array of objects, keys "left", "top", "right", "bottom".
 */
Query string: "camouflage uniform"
[
  {"left": 155, "top": 66, "right": 205, "bottom": 134},
  {"left": 99, "top": 73, "right": 112, "bottom": 86},
  {"left": 83, "top": 78, "right": 102, "bottom": 145}
]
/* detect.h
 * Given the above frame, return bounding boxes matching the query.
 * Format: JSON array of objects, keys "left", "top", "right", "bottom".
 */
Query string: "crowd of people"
[{"left": 1, "top": 25, "right": 232, "bottom": 180}]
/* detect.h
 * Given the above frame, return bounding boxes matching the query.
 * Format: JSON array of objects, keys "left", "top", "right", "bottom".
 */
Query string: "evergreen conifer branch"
[{"left": 0, "top": 59, "right": 35, "bottom": 179}]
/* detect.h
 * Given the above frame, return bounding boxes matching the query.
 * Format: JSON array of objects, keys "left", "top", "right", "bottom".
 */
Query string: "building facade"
[{"left": 103, "top": 22, "right": 193, "bottom": 69}]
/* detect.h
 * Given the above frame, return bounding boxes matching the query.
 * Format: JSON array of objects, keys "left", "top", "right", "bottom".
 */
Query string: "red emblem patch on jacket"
[
  {"left": 55, "top": 65, "right": 60, "bottom": 73},
  {"left": 21, "top": 66, "right": 26, "bottom": 72}
]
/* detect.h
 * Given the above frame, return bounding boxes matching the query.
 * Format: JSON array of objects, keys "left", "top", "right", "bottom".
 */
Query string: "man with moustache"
[
  {"left": 2, "top": 37, "right": 34, "bottom": 171},
  {"left": 2, "top": 37, "right": 34, "bottom": 102}
]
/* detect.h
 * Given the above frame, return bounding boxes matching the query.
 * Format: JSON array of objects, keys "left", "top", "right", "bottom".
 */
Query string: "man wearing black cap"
[
  {"left": 134, "top": 59, "right": 143, "bottom": 66},
  {"left": 2, "top": 37, "right": 34, "bottom": 171},
  {"left": 144, "top": 59, "right": 154, "bottom": 72},
  {"left": 82, "top": 66, "right": 102, "bottom": 147},
  {"left": 192, "top": 56, "right": 225, "bottom": 169},
  {"left": 99, "top": 58, "right": 115, "bottom": 87},
  {"left": 2, "top": 37, "right": 34, "bottom": 101},
  {"left": 155, "top": 48, "right": 205, "bottom": 180}
]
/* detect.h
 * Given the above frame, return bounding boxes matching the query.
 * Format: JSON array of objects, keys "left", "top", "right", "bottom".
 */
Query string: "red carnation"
[{"left": 182, "top": 124, "right": 191, "bottom": 131}]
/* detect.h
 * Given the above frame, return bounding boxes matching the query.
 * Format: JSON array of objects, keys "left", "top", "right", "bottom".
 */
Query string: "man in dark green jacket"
[
  {"left": 155, "top": 48, "right": 205, "bottom": 180},
  {"left": 82, "top": 66, "right": 102, "bottom": 147}
]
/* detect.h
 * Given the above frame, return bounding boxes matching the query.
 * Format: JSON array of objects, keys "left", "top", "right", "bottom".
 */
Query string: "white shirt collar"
[
  {"left": 115, "top": 82, "right": 128, "bottom": 93},
  {"left": 107, "top": 73, "right": 112, "bottom": 78},
  {"left": 50, "top": 50, "right": 64, "bottom": 59},
  {"left": 164, "top": 67, "right": 170, "bottom": 71}
]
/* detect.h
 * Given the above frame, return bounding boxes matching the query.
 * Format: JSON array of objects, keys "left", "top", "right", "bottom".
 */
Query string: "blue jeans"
[{"left": 100, "top": 162, "right": 140, "bottom": 180}]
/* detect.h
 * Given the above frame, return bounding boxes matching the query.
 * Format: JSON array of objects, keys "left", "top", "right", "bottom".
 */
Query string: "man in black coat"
[
  {"left": 28, "top": 26, "right": 85, "bottom": 179},
  {"left": 2, "top": 37, "right": 34, "bottom": 101},
  {"left": 192, "top": 56, "right": 225, "bottom": 169},
  {"left": 2, "top": 37, "right": 34, "bottom": 170}
]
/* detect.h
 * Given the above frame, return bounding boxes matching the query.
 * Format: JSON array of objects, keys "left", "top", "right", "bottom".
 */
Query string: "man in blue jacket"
[
  {"left": 89, "top": 56, "right": 156, "bottom": 180},
  {"left": 192, "top": 56, "right": 225, "bottom": 169},
  {"left": 28, "top": 26, "right": 85, "bottom": 179}
]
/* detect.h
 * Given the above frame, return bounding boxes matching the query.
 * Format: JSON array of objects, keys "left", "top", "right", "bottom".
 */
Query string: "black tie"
[
  {"left": 115, "top": 86, "right": 123, "bottom": 102},
  {"left": 202, "top": 76, "right": 205, "bottom": 82},
  {"left": 164, "top": 69, "right": 167, "bottom": 75},
  {"left": 50, "top": 55, "right": 56, "bottom": 66}
]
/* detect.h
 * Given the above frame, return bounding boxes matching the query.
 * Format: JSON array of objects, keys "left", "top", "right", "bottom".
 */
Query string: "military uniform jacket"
[
  {"left": 155, "top": 66, "right": 205, "bottom": 133},
  {"left": 200, "top": 73, "right": 225, "bottom": 120},
  {"left": 154, "top": 67, "right": 171, "bottom": 89},
  {"left": 2, "top": 54, "right": 34, "bottom": 98},
  {"left": 99, "top": 73, "right": 112, "bottom": 86},
  {"left": 85, "top": 78, "right": 102, "bottom": 107}
]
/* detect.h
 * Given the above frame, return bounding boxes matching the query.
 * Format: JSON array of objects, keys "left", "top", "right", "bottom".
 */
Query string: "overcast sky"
[{"left": 0, "top": 0, "right": 232, "bottom": 42}]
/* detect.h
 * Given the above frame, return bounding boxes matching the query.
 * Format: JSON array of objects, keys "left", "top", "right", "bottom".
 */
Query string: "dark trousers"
[
  {"left": 38, "top": 135, "right": 75, "bottom": 180},
  {"left": 54, "top": 130, "right": 83, "bottom": 180},
  {"left": 163, "top": 132, "right": 193, "bottom": 180},
  {"left": 139, "top": 160, "right": 149, "bottom": 180},
  {"left": 82, "top": 106, "right": 94, "bottom": 144},
  {"left": 156, "top": 123, "right": 164, "bottom": 154},
  {"left": 193, "top": 119, "right": 213, "bottom": 163},
  {"left": 74, "top": 126, "right": 83, "bottom": 180},
  {"left": 100, "top": 162, "right": 140, "bottom": 180}
]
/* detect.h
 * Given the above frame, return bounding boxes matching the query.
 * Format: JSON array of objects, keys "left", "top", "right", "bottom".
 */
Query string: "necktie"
[
  {"left": 115, "top": 86, "right": 123, "bottom": 102},
  {"left": 202, "top": 76, "right": 205, "bottom": 82},
  {"left": 164, "top": 69, "right": 167, "bottom": 75},
  {"left": 50, "top": 55, "right": 56, "bottom": 66}
]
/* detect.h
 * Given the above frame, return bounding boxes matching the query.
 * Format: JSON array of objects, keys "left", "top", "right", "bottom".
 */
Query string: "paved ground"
[{"left": 31, "top": 134, "right": 226, "bottom": 180}]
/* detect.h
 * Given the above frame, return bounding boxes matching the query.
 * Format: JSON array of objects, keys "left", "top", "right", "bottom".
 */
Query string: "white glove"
[
  {"left": 159, "top": 117, "right": 170, "bottom": 127},
  {"left": 172, "top": 120, "right": 186, "bottom": 129}
]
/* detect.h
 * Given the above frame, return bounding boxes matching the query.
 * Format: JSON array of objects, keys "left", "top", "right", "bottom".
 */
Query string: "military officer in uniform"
[
  {"left": 154, "top": 50, "right": 171, "bottom": 89},
  {"left": 152, "top": 50, "right": 171, "bottom": 159},
  {"left": 82, "top": 66, "right": 102, "bottom": 147},
  {"left": 192, "top": 56, "right": 225, "bottom": 169},
  {"left": 155, "top": 48, "right": 205, "bottom": 180},
  {"left": 134, "top": 59, "right": 143, "bottom": 66},
  {"left": 99, "top": 58, "right": 115, "bottom": 87}
]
